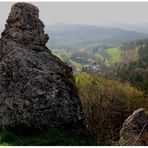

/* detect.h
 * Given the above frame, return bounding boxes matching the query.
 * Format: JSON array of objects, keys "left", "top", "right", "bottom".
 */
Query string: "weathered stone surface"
[
  {"left": 0, "top": 2, "right": 85, "bottom": 132},
  {"left": 120, "top": 108, "right": 148, "bottom": 146},
  {"left": 2, "top": 2, "right": 48, "bottom": 46}
]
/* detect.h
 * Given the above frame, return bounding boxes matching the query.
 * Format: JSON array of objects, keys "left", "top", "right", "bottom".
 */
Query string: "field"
[{"left": 106, "top": 48, "right": 121, "bottom": 63}]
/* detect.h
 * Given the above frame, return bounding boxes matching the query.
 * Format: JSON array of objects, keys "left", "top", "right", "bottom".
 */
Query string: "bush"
[{"left": 74, "top": 73, "right": 147, "bottom": 143}]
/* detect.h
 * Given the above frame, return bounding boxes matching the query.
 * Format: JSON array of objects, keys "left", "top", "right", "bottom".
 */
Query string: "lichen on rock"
[
  {"left": 120, "top": 108, "right": 148, "bottom": 146},
  {"left": 0, "top": 2, "right": 85, "bottom": 132}
]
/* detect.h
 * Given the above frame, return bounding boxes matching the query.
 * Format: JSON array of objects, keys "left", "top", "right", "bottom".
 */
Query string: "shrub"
[{"left": 74, "top": 73, "right": 147, "bottom": 143}]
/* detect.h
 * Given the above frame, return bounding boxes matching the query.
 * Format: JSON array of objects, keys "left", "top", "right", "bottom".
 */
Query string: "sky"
[{"left": 0, "top": 2, "right": 148, "bottom": 32}]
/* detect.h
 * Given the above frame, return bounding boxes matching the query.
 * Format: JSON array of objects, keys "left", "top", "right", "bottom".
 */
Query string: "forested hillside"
[
  {"left": 116, "top": 39, "right": 148, "bottom": 94},
  {"left": 75, "top": 73, "right": 148, "bottom": 144}
]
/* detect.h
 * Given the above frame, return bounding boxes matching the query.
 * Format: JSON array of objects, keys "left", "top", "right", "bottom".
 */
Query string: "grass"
[
  {"left": 0, "top": 128, "right": 96, "bottom": 146},
  {"left": 106, "top": 48, "right": 121, "bottom": 63}
]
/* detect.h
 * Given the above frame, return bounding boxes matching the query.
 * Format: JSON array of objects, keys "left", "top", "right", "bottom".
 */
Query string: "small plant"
[
  {"left": 0, "top": 128, "right": 96, "bottom": 146},
  {"left": 0, "top": 131, "right": 17, "bottom": 143},
  {"left": 118, "top": 137, "right": 127, "bottom": 146}
]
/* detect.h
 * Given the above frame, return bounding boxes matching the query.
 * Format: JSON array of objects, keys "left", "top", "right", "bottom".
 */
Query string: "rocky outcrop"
[
  {"left": 0, "top": 2, "right": 85, "bottom": 132},
  {"left": 120, "top": 108, "right": 148, "bottom": 146}
]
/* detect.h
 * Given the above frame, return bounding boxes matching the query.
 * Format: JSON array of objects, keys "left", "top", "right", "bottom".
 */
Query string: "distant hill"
[
  {"left": 112, "top": 23, "right": 148, "bottom": 34},
  {"left": 45, "top": 24, "right": 148, "bottom": 49}
]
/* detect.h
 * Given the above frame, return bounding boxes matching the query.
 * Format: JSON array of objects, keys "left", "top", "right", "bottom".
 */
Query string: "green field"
[{"left": 106, "top": 48, "right": 121, "bottom": 63}]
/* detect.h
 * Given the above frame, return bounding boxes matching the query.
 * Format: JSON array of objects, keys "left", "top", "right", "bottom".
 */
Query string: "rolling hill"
[
  {"left": 112, "top": 23, "right": 148, "bottom": 34},
  {"left": 46, "top": 24, "right": 148, "bottom": 49}
]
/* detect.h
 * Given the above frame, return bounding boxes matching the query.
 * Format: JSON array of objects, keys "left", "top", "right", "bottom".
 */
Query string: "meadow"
[{"left": 106, "top": 48, "right": 121, "bottom": 63}]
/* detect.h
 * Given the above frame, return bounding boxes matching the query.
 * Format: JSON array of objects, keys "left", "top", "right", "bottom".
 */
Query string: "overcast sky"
[{"left": 0, "top": 2, "right": 148, "bottom": 32}]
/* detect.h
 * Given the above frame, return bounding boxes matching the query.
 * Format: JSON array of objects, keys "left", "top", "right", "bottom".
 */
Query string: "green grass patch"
[
  {"left": 0, "top": 128, "right": 96, "bottom": 146},
  {"left": 106, "top": 48, "right": 121, "bottom": 63}
]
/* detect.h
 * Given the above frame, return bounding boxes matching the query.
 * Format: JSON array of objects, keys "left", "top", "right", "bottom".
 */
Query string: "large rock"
[
  {"left": 0, "top": 2, "right": 85, "bottom": 132},
  {"left": 120, "top": 108, "right": 148, "bottom": 146}
]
